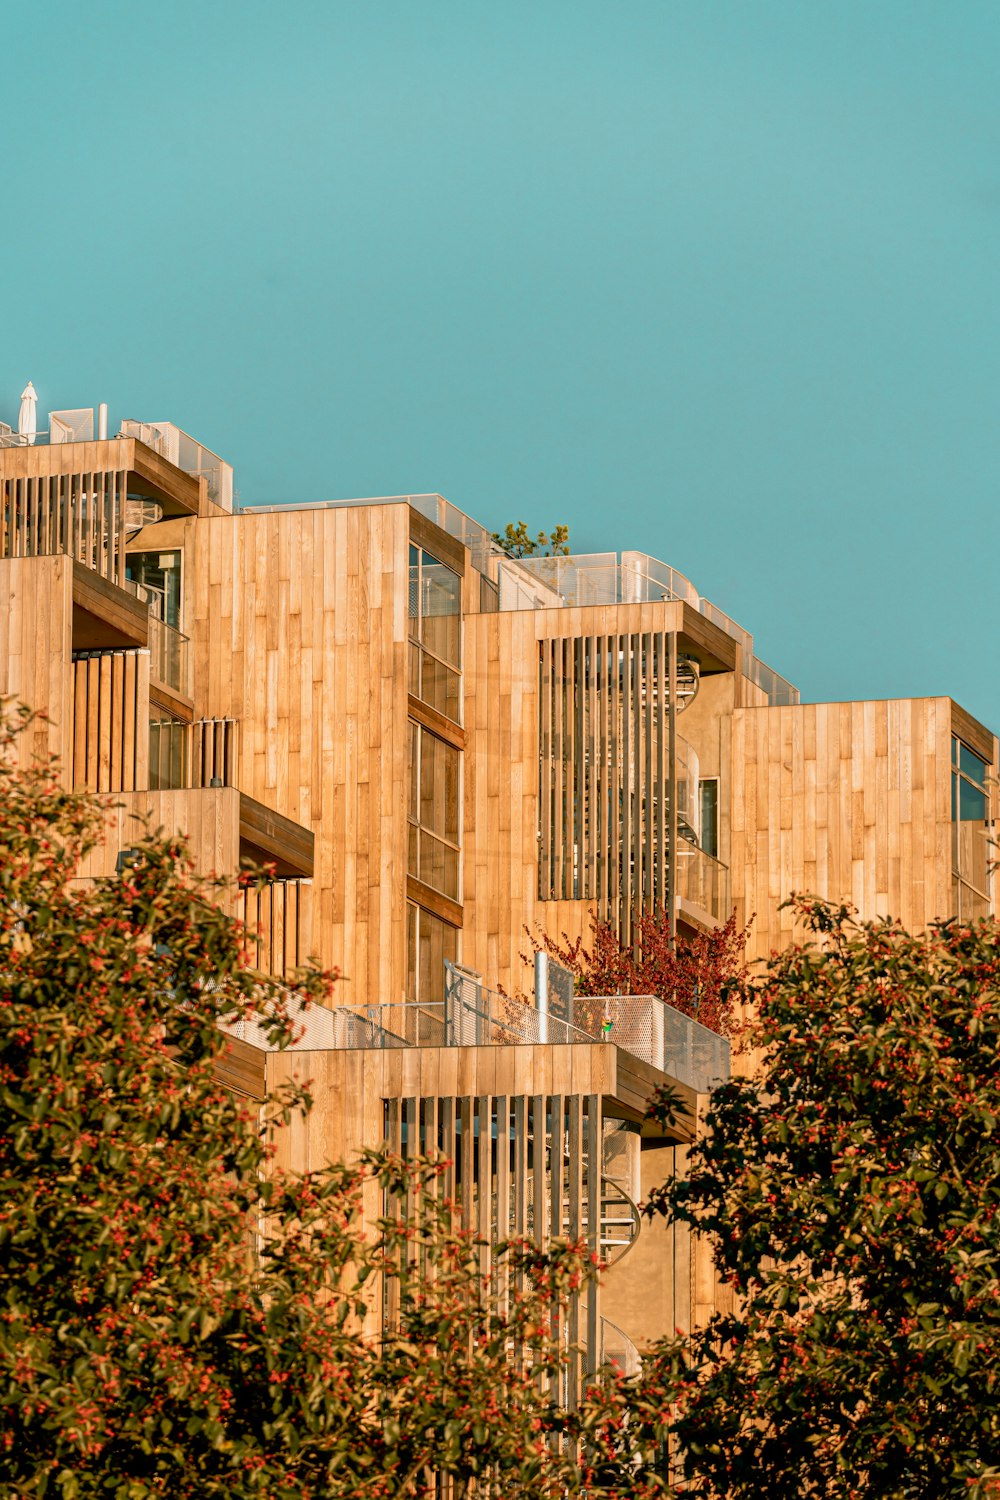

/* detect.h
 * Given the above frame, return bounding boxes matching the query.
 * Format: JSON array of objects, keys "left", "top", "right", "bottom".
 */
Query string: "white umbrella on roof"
[{"left": 18, "top": 382, "right": 37, "bottom": 445}]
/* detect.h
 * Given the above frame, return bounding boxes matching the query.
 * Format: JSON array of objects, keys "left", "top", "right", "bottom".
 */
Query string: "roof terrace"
[{"left": 244, "top": 491, "right": 797, "bottom": 707}]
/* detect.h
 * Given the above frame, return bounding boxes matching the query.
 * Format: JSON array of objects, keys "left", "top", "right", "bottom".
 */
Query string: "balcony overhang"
[
  {"left": 534, "top": 599, "right": 738, "bottom": 676},
  {"left": 126, "top": 437, "right": 202, "bottom": 517},
  {"left": 606, "top": 1046, "right": 698, "bottom": 1139},
  {"left": 239, "top": 793, "right": 314, "bottom": 878},
  {"left": 72, "top": 562, "right": 149, "bottom": 651},
  {"left": 677, "top": 601, "right": 739, "bottom": 675},
  {"left": 0, "top": 437, "right": 202, "bottom": 519}
]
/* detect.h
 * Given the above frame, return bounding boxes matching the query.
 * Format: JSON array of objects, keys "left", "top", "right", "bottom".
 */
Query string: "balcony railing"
[
  {"left": 219, "top": 997, "right": 411, "bottom": 1051},
  {"left": 218, "top": 976, "right": 731, "bottom": 1094},
  {"left": 119, "top": 420, "right": 233, "bottom": 510},
  {"left": 675, "top": 836, "right": 729, "bottom": 921},
  {"left": 148, "top": 616, "right": 190, "bottom": 697},
  {"left": 570, "top": 993, "right": 730, "bottom": 1094},
  {"left": 443, "top": 964, "right": 731, "bottom": 1093}
]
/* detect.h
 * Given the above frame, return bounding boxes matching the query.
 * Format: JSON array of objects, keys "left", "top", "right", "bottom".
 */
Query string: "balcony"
[
  {"left": 675, "top": 837, "right": 729, "bottom": 926},
  {"left": 149, "top": 717, "right": 238, "bottom": 790},
  {"left": 220, "top": 965, "right": 730, "bottom": 1099},
  {"left": 148, "top": 616, "right": 190, "bottom": 698},
  {"left": 506, "top": 551, "right": 798, "bottom": 706}
]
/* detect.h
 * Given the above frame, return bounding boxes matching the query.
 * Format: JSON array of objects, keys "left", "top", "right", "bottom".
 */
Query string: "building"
[{"left": 2, "top": 405, "right": 995, "bottom": 1367}]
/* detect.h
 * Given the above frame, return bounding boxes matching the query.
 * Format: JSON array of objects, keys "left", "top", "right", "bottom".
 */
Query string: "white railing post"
[{"left": 535, "top": 950, "right": 549, "bottom": 1044}]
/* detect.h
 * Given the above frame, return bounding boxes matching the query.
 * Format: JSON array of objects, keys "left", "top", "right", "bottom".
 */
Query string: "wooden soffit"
[
  {"left": 407, "top": 506, "right": 467, "bottom": 576},
  {"left": 72, "top": 562, "right": 149, "bottom": 650},
  {"left": 239, "top": 793, "right": 314, "bottom": 878},
  {"left": 951, "top": 700, "right": 995, "bottom": 766}
]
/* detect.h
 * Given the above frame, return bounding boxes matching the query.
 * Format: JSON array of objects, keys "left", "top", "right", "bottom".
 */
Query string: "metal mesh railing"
[
  {"left": 444, "top": 965, "right": 730, "bottom": 1093},
  {"left": 445, "top": 964, "right": 596, "bottom": 1047},
  {"left": 572, "top": 994, "right": 730, "bottom": 1094}
]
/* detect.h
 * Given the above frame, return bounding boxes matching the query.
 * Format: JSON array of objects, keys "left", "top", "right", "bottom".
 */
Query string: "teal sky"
[{"left": 4, "top": 1, "right": 999, "bottom": 731}]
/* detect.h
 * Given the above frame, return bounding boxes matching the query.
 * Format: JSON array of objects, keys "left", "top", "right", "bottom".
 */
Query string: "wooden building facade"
[{"left": 2, "top": 417, "right": 996, "bottom": 1361}]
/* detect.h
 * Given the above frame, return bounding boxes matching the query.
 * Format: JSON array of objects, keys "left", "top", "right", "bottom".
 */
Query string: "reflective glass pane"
[
  {"left": 699, "top": 779, "right": 719, "bottom": 859},
  {"left": 958, "top": 777, "right": 987, "bottom": 822},
  {"left": 959, "top": 743, "right": 989, "bottom": 785},
  {"left": 418, "top": 727, "right": 460, "bottom": 845},
  {"left": 416, "top": 830, "right": 460, "bottom": 899},
  {"left": 419, "top": 653, "right": 461, "bottom": 722},
  {"left": 406, "top": 902, "right": 457, "bottom": 1006},
  {"left": 126, "top": 550, "right": 182, "bottom": 629}
]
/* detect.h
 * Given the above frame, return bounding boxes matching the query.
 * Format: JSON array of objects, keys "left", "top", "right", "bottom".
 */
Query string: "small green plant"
[{"left": 492, "top": 520, "right": 570, "bottom": 558}]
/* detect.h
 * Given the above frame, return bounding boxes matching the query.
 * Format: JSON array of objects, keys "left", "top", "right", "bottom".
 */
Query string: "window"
[
  {"left": 125, "top": 550, "right": 182, "bottom": 629},
  {"left": 408, "top": 545, "right": 461, "bottom": 722},
  {"left": 408, "top": 722, "right": 461, "bottom": 900},
  {"left": 406, "top": 901, "right": 458, "bottom": 1008},
  {"left": 952, "top": 737, "right": 991, "bottom": 919},
  {"left": 699, "top": 778, "right": 719, "bottom": 859}
]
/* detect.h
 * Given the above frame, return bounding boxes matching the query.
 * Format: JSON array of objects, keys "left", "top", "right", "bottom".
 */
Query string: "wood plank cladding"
[
  {"left": 71, "top": 650, "right": 150, "bottom": 793},
  {"left": 407, "top": 693, "right": 466, "bottom": 751},
  {"left": 538, "top": 631, "right": 674, "bottom": 945},
  {"left": 214, "top": 1036, "right": 266, "bottom": 1100},
  {"left": 74, "top": 787, "right": 243, "bottom": 891},
  {"left": 951, "top": 701, "right": 995, "bottom": 764},
  {"left": 730, "top": 698, "right": 957, "bottom": 961},
  {"left": 406, "top": 506, "right": 467, "bottom": 577},
  {"left": 0, "top": 555, "right": 74, "bottom": 771},
  {"left": 177, "top": 503, "right": 411, "bottom": 1004},
  {"left": 0, "top": 463, "right": 129, "bottom": 587},
  {"left": 406, "top": 874, "right": 463, "bottom": 928}
]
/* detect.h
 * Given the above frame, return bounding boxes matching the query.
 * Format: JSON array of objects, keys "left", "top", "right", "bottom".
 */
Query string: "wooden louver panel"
[
  {"left": 538, "top": 631, "right": 676, "bottom": 944},
  {"left": 71, "top": 649, "right": 150, "bottom": 793},
  {"left": 383, "top": 1089, "right": 602, "bottom": 1388},
  {"left": 241, "top": 878, "right": 313, "bottom": 979},
  {"left": 1, "top": 469, "right": 128, "bottom": 586}
]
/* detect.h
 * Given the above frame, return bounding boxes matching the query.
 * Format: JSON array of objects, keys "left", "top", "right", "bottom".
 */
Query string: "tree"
[
  {"left": 529, "top": 907, "right": 750, "bottom": 1038},
  {"left": 0, "top": 705, "right": 638, "bottom": 1498},
  {"left": 637, "top": 898, "right": 1000, "bottom": 1498},
  {"left": 492, "top": 521, "right": 571, "bottom": 558}
]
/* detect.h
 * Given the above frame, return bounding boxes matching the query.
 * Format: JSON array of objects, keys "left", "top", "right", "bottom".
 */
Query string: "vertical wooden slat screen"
[
  {"left": 70, "top": 649, "right": 150, "bottom": 793},
  {"left": 1, "top": 467, "right": 127, "bottom": 584},
  {"left": 539, "top": 630, "right": 678, "bottom": 941},
  {"left": 384, "top": 1090, "right": 602, "bottom": 1396},
  {"left": 240, "top": 878, "right": 312, "bottom": 978}
]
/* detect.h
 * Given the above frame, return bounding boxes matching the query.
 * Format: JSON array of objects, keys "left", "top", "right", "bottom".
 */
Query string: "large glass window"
[
  {"left": 952, "top": 736, "right": 992, "bottom": 919},
  {"left": 125, "top": 550, "right": 182, "bottom": 628},
  {"left": 408, "top": 545, "right": 461, "bottom": 722},
  {"left": 406, "top": 901, "right": 458, "bottom": 1008},
  {"left": 408, "top": 722, "right": 461, "bottom": 900},
  {"left": 699, "top": 778, "right": 719, "bottom": 859}
]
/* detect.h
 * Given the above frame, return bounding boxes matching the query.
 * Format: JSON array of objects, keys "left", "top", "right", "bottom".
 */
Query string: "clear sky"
[{"left": 3, "top": 1, "right": 999, "bottom": 730}]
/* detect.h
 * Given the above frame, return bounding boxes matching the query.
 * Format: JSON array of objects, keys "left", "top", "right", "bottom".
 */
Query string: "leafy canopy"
[
  {"left": 0, "top": 705, "right": 644, "bottom": 1499},
  {"left": 639, "top": 898, "right": 1000, "bottom": 1499}
]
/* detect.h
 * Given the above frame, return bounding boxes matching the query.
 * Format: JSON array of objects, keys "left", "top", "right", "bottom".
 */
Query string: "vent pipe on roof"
[{"left": 98, "top": 403, "right": 108, "bottom": 440}]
